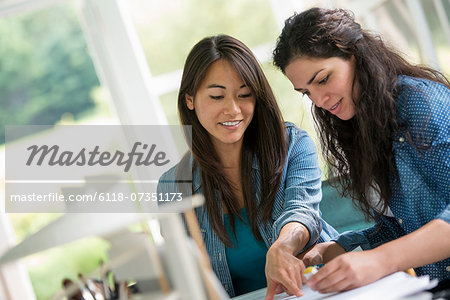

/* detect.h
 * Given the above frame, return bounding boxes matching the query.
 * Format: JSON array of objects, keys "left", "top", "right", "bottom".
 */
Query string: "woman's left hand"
[
  {"left": 307, "top": 250, "right": 390, "bottom": 293},
  {"left": 265, "top": 244, "right": 306, "bottom": 300}
]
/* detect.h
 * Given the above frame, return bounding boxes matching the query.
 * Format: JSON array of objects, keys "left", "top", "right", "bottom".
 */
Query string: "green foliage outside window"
[{"left": 0, "top": 4, "right": 99, "bottom": 144}]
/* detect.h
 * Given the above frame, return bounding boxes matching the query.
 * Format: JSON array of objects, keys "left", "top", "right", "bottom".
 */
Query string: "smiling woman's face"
[
  {"left": 185, "top": 59, "right": 256, "bottom": 150},
  {"left": 284, "top": 56, "right": 358, "bottom": 120}
]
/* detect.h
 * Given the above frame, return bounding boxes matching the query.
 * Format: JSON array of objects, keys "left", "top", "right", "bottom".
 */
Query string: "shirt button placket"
[{"left": 225, "top": 284, "right": 230, "bottom": 294}]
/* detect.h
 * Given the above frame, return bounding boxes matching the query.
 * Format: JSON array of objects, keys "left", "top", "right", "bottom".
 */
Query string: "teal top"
[{"left": 224, "top": 208, "right": 268, "bottom": 296}]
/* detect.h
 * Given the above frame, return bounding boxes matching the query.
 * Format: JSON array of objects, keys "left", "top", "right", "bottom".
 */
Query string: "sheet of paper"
[
  {"left": 232, "top": 285, "right": 331, "bottom": 300},
  {"left": 233, "top": 272, "right": 437, "bottom": 300}
]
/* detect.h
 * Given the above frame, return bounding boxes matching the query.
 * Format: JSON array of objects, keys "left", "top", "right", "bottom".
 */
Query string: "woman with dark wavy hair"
[
  {"left": 158, "top": 34, "right": 337, "bottom": 298},
  {"left": 273, "top": 7, "right": 450, "bottom": 293}
]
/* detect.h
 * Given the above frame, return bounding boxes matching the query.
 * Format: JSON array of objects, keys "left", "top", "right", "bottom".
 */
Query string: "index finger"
[
  {"left": 279, "top": 275, "right": 302, "bottom": 297},
  {"left": 264, "top": 280, "right": 277, "bottom": 300}
]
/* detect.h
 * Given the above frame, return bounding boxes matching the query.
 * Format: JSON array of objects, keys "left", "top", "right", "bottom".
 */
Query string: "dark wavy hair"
[
  {"left": 273, "top": 8, "right": 449, "bottom": 220},
  {"left": 178, "top": 35, "right": 287, "bottom": 245}
]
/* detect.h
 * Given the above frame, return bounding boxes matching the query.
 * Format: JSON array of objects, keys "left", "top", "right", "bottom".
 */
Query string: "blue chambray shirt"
[
  {"left": 335, "top": 76, "right": 450, "bottom": 280},
  {"left": 158, "top": 122, "right": 338, "bottom": 297}
]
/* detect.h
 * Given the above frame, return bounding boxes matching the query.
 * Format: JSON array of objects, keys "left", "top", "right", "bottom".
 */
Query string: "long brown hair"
[
  {"left": 179, "top": 35, "right": 287, "bottom": 245},
  {"left": 273, "top": 8, "right": 449, "bottom": 220}
]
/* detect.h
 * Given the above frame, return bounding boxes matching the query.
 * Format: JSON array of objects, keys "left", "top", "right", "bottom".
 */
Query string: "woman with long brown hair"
[
  {"left": 273, "top": 7, "right": 450, "bottom": 293},
  {"left": 158, "top": 34, "right": 337, "bottom": 298}
]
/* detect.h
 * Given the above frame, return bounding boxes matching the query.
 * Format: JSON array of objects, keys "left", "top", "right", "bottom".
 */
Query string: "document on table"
[{"left": 233, "top": 272, "right": 437, "bottom": 300}]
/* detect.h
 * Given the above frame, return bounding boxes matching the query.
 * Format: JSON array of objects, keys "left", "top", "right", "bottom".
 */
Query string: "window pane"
[
  {"left": 129, "top": 0, "right": 279, "bottom": 76},
  {"left": 0, "top": 2, "right": 118, "bottom": 145},
  {"left": 0, "top": 2, "right": 116, "bottom": 299}
]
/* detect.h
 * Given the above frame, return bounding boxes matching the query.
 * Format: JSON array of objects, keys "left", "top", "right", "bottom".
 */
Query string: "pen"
[{"left": 303, "top": 266, "right": 318, "bottom": 280}]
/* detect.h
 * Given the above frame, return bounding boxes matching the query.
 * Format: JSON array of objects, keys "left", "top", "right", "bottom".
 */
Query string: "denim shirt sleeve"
[
  {"left": 437, "top": 204, "right": 450, "bottom": 223},
  {"left": 334, "top": 216, "right": 402, "bottom": 251},
  {"left": 397, "top": 77, "right": 450, "bottom": 224},
  {"left": 272, "top": 124, "right": 323, "bottom": 251},
  {"left": 424, "top": 132, "right": 450, "bottom": 223},
  {"left": 422, "top": 84, "right": 450, "bottom": 223},
  {"left": 334, "top": 230, "right": 370, "bottom": 251}
]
